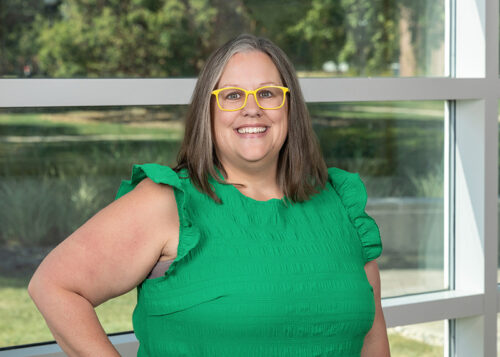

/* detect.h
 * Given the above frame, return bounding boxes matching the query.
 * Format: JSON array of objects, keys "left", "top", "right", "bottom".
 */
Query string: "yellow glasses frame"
[{"left": 211, "top": 85, "right": 290, "bottom": 111}]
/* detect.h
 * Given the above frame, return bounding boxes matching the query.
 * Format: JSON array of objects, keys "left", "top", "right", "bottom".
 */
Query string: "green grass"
[
  {"left": 1, "top": 275, "right": 443, "bottom": 354},
  {"left": 0, "top": 275, "right": 135, "bottom": 347},
  {"left": 388, "top": 333, "right": 443, "bottom": 356},
  {"left": 308, "top": 102, "right": 443, "bottom": 121},
  {"left": 0, "top": 112, "right": 184, "bottom": 140}
]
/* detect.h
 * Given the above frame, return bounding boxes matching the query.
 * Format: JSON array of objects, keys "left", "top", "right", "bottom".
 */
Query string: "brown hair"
[{"left": 173, "top": 34, "right": 328, "bottom": 204}]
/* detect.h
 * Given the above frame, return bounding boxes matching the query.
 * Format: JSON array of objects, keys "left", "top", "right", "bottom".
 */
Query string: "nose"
[{"left": 243, "top": 93, "right": 262, "bottom": 116}]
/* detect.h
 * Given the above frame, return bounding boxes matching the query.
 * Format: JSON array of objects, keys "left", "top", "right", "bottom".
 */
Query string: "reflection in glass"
[
  {"left": 0, "top": 106, "right": 185, "bottom": 347},
  {"left": 1, "top": 102, "right": 444, "bottom": 347},
  {"left": 0, "top": 0, "right": 444, "bottom": 78},
  {"left": 308, "top": 101, "right": 445, "bottom": 297},
  {"left": 388, "top": 320, "right": 445, "bottom": 356}
]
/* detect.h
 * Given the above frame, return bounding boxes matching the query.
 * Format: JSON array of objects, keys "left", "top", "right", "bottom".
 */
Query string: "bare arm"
[
  {"left": 361, "top": 259, "right": 391, "bottom": 357},
  {"left": 28, "top": 178, "right": 179, "bottom": 356}
]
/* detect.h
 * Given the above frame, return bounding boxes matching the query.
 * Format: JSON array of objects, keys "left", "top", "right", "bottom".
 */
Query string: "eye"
[
  {"left": 259, "top": 90, "right": 273, "bottom": 98},
  {"left": 225, "top": 91, "right": 241, "bottom": 100}
]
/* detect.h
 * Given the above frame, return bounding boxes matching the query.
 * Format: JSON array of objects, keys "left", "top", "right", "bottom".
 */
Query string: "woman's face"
[{"left": 212, "top": 51, "right": 288, "bottom": 172}]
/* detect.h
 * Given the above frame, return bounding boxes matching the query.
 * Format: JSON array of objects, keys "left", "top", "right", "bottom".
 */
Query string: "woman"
[{"left": 29, "top": 34, "right": 390, "bottom": 356}]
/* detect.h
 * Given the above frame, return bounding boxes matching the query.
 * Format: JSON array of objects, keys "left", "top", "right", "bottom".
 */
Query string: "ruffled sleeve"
[
  {"left": 114, "top": 163, "right": 201, "bottom": 278},
  {"left": 328, "top": 167, "right": 383, "bottom": 263},
  {"left": 115, "top": 163, "right": 182, "bottom": 200}
]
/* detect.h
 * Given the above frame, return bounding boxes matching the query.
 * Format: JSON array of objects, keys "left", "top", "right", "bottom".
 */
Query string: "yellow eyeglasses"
[{"left": 211, "top": 85, "right": 289, "bottom": 111}]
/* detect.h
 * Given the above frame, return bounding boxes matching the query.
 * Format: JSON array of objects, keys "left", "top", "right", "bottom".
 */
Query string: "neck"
[{"left": 220, "top": 160, "right": 283, "bottom": 200}]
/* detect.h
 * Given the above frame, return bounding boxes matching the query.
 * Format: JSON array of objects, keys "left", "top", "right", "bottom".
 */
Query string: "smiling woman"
[
  {"left": 211, "top": 51, "right": 289, "bottom": 190},
  {"left": 28, "top": 34, "right": 389, "bottom": 357}
]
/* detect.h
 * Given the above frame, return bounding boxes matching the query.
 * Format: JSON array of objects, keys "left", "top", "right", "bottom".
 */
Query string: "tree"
[
  {"left": 280, "top": 0, "right": 443, "bottom": 76},
  {"left": 35, "top": 0, "right": 218, "bottom": 77},
  {"left": 0, "top": 0, "right": 59, "bottom": 77}
]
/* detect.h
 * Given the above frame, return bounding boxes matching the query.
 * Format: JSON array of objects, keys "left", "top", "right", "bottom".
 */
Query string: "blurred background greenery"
[
  {"left": 0, "top": 0, "right": 451, "bottom": 354},
  {"left": 0, "top": 0, "right": 444, "bottom": 78}
]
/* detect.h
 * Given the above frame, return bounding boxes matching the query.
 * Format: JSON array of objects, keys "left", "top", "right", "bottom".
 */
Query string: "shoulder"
[
  {"left": 114, "top": 163, "right": 182, "bottom": 225},
  {"left": 115, "top": 163, "right": 185, "bottom": 201},
  {"left": 135, "top": 177, "right": 177, "bottom": 208}
]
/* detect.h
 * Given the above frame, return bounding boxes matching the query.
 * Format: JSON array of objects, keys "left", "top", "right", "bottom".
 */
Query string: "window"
[
  {"left": 309, "top": 101, "right": 445, "bottom": 297},
  {"left": 0, "top": 0, "right": 498, "bottom": 355}
]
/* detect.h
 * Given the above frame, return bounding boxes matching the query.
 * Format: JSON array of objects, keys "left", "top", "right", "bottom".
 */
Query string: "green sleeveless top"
[{"left": 115, "top": 163, "right": 382, "bottom": 356}]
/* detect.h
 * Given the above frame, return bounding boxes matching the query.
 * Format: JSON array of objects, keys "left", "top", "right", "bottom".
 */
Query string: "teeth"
[{"left": 237, "top": 127, "right": 267, "bottom": 134}]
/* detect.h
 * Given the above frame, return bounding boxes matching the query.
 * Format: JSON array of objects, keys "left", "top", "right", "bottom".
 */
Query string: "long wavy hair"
[{"left": 173, "top": 34, "right": 328, "bottom": 204}]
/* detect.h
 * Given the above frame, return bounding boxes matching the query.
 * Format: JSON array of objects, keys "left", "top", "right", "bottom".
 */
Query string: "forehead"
[{"left": 218, "top": 51, "right": 282, "bottom": 87}]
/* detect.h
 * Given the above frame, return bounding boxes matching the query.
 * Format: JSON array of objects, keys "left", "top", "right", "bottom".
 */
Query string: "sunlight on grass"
[
  {"left": 389, "top": 333, "right": 443, "bottom": 356},
  {"left": 0, "top": 277, "right": 135, "bottom": 347},
  {"left": 1, "top": 275, "right": 445, "bottom": 355},
  {"left": 0, "top": 111, "right": 184, "bottom": 140}
]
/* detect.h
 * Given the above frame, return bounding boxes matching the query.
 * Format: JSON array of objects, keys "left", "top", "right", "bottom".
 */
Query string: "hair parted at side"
[{"left": 173, "top": 34, "right": 328, "bottom": 204}]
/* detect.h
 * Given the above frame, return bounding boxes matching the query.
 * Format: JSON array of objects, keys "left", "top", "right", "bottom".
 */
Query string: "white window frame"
[{"left": 0, "top": 0, "right": 499, "bottom": 355}]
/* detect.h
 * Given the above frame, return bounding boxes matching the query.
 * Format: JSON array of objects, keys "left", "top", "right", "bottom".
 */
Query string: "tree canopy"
[{"left": 0, "top": 0, "right": 444, "bottom": 78}]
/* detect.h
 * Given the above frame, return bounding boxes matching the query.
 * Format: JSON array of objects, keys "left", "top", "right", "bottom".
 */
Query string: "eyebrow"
[{"left": 219, "top": 82, "right": 281, "bottom": 88}]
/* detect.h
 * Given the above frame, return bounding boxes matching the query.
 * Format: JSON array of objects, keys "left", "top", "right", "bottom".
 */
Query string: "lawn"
[
  {"left": 0, "top": 275, "right": 135, "bottom": 347},
  {"left": 0, "top": 108, "right": 185, "bottom": 140},
  {"left": 1, "top": 276, "right": 442, "bottom": 355}
]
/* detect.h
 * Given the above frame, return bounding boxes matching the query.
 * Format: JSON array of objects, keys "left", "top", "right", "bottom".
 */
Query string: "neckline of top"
[{"left": 213, "top": 166, "right": 286, "bottom": 205}]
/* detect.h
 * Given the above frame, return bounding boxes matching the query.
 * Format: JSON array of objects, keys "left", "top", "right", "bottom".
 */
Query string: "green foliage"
[
  {"left": 1, "top": 0, "right": 445, "bottom": 77},
  {"left": 0, "top": 175, "right": 114, "bottom": 247},
  {"left": 339, "top": 0, "right": 397, "bottom": 75},
  {"left": 0, "top": 134, "right": 181, "bottom": 247},
  {"left": 285, "top": 0, "right": 443, "bottom": 75},
  {"left": 285, "top": 0, "right": 346, "bottom": 70},
  {"left": 35, "top": 0, "right": 218, "bottom": 77},
  {"left": 407, "top": 162, "right": 444, "bottom": 198},
  {"left": 0, "top": 0, "right": 47, "bottom": 76}
]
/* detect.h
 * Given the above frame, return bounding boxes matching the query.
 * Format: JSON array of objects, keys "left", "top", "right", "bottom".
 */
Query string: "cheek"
[
  {"left": 213, "top": 109, "right": 235, "bottom": 128},
  {"left": 276, "top": 110, "right": 288, "bottom": 138},
  {"left": 213, "top": 112, "right": 236, "bottom": 146}
]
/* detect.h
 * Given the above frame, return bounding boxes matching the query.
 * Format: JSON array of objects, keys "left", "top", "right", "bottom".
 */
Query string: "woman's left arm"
[{"left": 361, "top": 259, "right": 391, "bottom": 356}]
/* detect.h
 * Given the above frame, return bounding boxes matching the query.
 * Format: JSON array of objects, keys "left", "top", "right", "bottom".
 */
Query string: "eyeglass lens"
[{"left": 217, "top": 87, "right": 285, "bottom": 110}]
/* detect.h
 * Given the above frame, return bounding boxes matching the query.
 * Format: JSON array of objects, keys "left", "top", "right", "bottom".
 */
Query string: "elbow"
[
  {"left": 28, "top": 268, "right": 52, "bottom": 304},
  {"left": 27, "top": 270, "right": 43, "bottom": 302}
]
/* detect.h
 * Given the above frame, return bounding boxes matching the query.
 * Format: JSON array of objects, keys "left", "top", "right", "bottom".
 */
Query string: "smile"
[{"left": 236, "top": 126, "right": 268, "bottom": 134}]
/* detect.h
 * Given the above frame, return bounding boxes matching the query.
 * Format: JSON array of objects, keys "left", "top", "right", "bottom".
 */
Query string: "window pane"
[
  {"left": 0, "top": 0, "right": 444, "bottom": 79},
  {"left": 388, "top": 320, "right": 445, "bottom": 356},
  {"left": 0, "top": 106, "right": 184, "bottom": 347},
  {"left": 1, "top": 101, "right": 445, "bottom": 346},
  {"left": 308, "top": 101, "right": 445, "bottom": 297}
]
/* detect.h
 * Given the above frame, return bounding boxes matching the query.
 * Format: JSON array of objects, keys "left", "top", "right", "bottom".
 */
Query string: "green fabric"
[{"left": 115, "top": 163, "right": 382, "bottom": 356}]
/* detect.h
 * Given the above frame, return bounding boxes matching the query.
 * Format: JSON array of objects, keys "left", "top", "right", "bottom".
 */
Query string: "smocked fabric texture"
[{"left": 115, "top": 163, "right": 383, "bottom": 356}]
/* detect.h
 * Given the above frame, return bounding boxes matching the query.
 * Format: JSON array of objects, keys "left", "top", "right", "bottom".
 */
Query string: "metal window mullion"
[
  {"left": 1, "top": 78, "right": 500, "bottom": 108},
  {"left": 453, "top": 0, "right": 498, "bottom": 356},
  {"left": 445, "top": 1, "right": 457, "bottom": 354},
  {"left": 444, "top": 99, "right": 456, "bottom": 357}
]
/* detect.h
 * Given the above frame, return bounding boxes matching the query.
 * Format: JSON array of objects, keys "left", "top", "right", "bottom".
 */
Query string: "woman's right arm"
[{"left": 28, "top": 178, "right": 179, "bottom": 356}]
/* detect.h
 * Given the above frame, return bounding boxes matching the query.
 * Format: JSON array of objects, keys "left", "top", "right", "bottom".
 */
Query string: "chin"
[{"left": 241, "top": 152, "right": 276, "bottom": 164}]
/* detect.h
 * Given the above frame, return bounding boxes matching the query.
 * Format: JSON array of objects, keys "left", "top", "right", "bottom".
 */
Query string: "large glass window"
[
  {"left": 0, "top": 105, "right": 184, "bottom": 347},
  {"left": 1, "top": 101, "right": 444, "bottom": 347},
  {"left": 0, "top": 0, "right": 444, "bottom": 79},
  {"left": 309, "top": 101, "right": 445, "bottom": 298}
]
